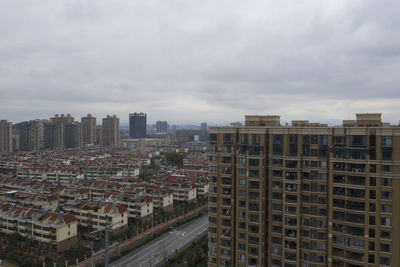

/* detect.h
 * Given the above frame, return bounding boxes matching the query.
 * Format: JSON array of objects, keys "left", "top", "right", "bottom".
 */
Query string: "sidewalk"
[{"left": 77, "top": 204, "right": 207, "bottom": 267}]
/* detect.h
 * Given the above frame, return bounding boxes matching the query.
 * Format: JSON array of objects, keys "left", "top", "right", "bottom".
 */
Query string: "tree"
[
  {"left": 8, "top": 232, "right": 23, "bottom": 248},
  {"left": 165, "top": 152, "right": 184, "bottom": 167}
]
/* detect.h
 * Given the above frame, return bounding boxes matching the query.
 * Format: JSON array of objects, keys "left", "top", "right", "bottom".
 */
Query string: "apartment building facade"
[
  {"left": 208, "top": 113, "right": 400, "bottom": 267},
  {"left": 129, "top": 112, "right": 147, "bottom": 139},
  {"left": 0, "top": 203, "right": 77, "bottom": 251},
  {"left": 81, "top": 114, "right": 97, "bottom": 145},
  {"left": 44, "top": 114, "right": 81, "bottom": 150},
  {"left": 19, "top": 120, "right": 42, "bottom": 151},
  {"left": 102, "top": 115, "right": 120, "bottom": 147},
  {"left": 0, "top": 120, "right": 13, "bottom": 153},
  {"left": 156, "top": 121, "right": 168, "bottom": 133}
]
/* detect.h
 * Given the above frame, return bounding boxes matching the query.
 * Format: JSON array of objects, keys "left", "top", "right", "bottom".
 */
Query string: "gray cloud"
[{"left": 0, "top": 0, "right": 400, "bottom": 125}]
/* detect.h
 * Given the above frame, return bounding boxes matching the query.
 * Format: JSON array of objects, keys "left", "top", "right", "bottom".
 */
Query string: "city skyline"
[{"left": 1, "top": 1, "right": 400, "bottom": 124}]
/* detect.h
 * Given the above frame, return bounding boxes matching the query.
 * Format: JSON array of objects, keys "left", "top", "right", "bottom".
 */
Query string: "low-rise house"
[
  {"left": 0, "top": 203, "right": 77, "bottom": 251},
  {"left": 145, "top": 187, "right": 173, "bottom": 211},
  {"left": 59, "top": 188, "right": 89, "bottom": 205},
  {"left": 115, "top": 194, "right": 153, "bottom": 220},
  {"left": 62, "top": 200, "right": 127, "bottom": 233}
]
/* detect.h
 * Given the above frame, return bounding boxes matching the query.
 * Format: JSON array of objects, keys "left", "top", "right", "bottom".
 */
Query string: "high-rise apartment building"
[
  {"left": 201, "top": 122, "right": 208, "bottom": 132},
  {"left": 208, "top": 113, "right": 400, "bottom": 267},
  {"left": 0, "top": 120, "right": 13, "bottom": 153},
  {"left": 129, "top": 112, "right": 147, "bottom": 139},
  {"left": 44, "top": 114, "right": 81, "bottom": 150},
  {"left": 95, "top": 126, "right": 103, "bottom": 146},
  {"left": 156, "top": 121, "right": 168, "bottom": 133},
  {"left": 102, "top": 115, "right": 120, "bottom": 147},
  {"left": 64, "top": 122, "right": 81, "bottom": 148},
  {"left": 81, "top": 114, "right": 96, "bottom": 145},
  {"left": 19, "top": 120, "right": 41, "bottom": 151}
]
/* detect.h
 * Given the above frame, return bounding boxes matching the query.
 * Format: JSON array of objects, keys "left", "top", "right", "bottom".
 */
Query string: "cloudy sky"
[{"left": 1, "top": 0, "right": 400, "bottom": 125}]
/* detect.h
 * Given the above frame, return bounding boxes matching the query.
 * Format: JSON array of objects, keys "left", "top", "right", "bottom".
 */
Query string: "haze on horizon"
[{"left": 1, "top": 0, "right": 400, "bottom": 125}]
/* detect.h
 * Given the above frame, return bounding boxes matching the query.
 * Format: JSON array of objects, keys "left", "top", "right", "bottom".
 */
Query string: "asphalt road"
[{"left": 111, "top": 214, "right": 208, "bottom": 267}]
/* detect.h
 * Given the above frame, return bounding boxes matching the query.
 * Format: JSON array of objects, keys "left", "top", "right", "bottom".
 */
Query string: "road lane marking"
[
  {"left": 138, "top": 221, "right": 208, "bottom": 267},
  {"left": 115, "top": 216, "right": 208, "bottom": 267}
]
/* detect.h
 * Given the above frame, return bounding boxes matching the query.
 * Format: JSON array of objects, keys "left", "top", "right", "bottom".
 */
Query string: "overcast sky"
[{"left": 1, "top": 0, "right": 400, "bottom": 125}]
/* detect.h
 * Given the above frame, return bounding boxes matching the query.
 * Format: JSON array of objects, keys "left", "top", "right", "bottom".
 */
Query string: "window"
[
  {"left": 368, "top": 254, "right": 374, "bottom": 264},
  {"left": 289, "top": 134, "right": 298, "bottom": 155},
  {"left": 311, "top": 135, "right": 318, "bottom": 144},
  {"left": 381, "top": 191, "right": 392, "bottom": 200},
  {"left": 381, "top": 178, "right": 392, "bottom": 187},
  {"left": 350, "top": 135, "right": 366, "bottom": 147},
  {"left": 382, "top": 165, "right": 392, "bottom": 173},
  {"left": 333, "top": 136, "right": 345, "bottom": 146},
  {"left": 252, "top": 134, "right": 261, "bottom": 145},
  {"left": 382, "top": 136, "right": 392, "bottom": 147},
  {"left": 302, "top": 135, "right": 310, "bottom": 156},
  {"left": 381, "top": 217, "right": 391, "bottom": 227},
  {"left": 319, "top": 135, "right": 328, "bottom": 145},
  {"left": 223, "top": 134, "right": 233, "bottom": 144},
  {"left": 382, "top": 136, "right": 392, "bottom": 160},
  {"left": 381, "top": 204, "right": 392, "bottom": 213},
  {"left": 209, "top": 134, "right": 217, "bottom": 143},
  {"left": 380, "top": 256, "right": 390, "bottom": 266},
  {"left": 241, "top": 134, "right": 248, "bottom": 144},
  {"left": 239, "top": 179, "right": 246, "bottom": 186},
  {"left": 272, "top": 247, "right": 282, "bottom": 256},
  {"left": 381, "top": 230, "right": 391, "bottom": 240},
  {"left": 272, "top": 135, "right": 283, "bottom": 155},
  {"left": 380, "top": 243, "right": 391, "bottom": 253}
]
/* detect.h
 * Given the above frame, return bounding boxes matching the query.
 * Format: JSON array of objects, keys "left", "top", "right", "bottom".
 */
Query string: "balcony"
[
  {"left": 285, "top": 172, "right": 298, "bottom": 180},
  {"left": 285, "top": 252, "right": 297, "bottom": 262},
  {"left": 286, "top": 184, "right": 297, "bottom": 192},
  {"left": 285, "top": 229, "right": 297, "bottom": 238}
]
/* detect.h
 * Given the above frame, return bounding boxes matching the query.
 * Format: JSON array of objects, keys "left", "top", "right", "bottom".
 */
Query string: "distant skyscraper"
[
  {"left": 156, "top": 121, "right": 168, "bottom": 133},
  {"left": 102, "top": 115, "right": 120, "bottom": 147},
  {"left": 201, "top": 122, "right": 208, "bottom": 132},
  {"left": 129, "top": 112, "right": 147, "bottom": 139},
  {"left": 64, "top": 122, "right": 81, "bottom": 148},
  {"left": 95, "top": 126, "right": 103, "bottom": 146},
  {"left": 0, "top": 120, "right": 13, "bottom": 153},
  {"left": 19, "top": 120, "right": 41, "bottom": 151},
  {"left": 81, "top": 114, "right": 96, "bottom": 145},
  {"left": 44, "top": 114, "right": 81, "bottom": 150}
]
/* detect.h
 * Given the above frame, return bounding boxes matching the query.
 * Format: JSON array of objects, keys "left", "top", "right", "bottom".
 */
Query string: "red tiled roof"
[
  {"left": 63, "top": 214, "right": 77, "bottom": 224},
  {"left": 104, "top": 204, "right": 112, "bottom": 212},
  {"left": 116, "top": 204, "right": 127, "bottom": 213},
  {"left": 1, "top": 203, "right": 11, "bottom": 212}
]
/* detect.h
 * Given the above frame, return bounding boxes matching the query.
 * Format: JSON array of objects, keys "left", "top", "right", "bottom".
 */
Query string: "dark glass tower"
[{"left": 129, "top": 112, "right": 147, "bottom": 139}]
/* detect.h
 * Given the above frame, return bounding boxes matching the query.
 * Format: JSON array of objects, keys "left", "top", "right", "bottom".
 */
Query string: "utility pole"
[
  {"left": 151, "top": 211, "right": 154, "bottom": 237},
  {"left": 90, "top": 222, "right": 120, "bottom": 267},
  {"left": 90, "top": 240, "right": 95, "bottom": 267}
]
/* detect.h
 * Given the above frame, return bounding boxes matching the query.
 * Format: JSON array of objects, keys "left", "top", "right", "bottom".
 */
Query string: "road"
[{"left": 111, "top": 214, "right": 208, "bottom": 267}]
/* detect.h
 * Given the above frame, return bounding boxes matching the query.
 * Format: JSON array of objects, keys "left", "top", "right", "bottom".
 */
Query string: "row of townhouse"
[
  {"left": 16, "top": 168, "right": 82, "bottom": 183},
  {"left": 0, "top": 159, "right": 23, "bottom": 169},
  {"left": 15, "top": 166, "right": 140, "bottom": 183},
  {"left": 59, "top": 188, "right": 89, "bottom": 205},
  {"left": 112, "top": 194, "right": 153, "bottom": 220},
  {"left": 0, "top": 203, "right": 77, "bottom": 251},
  {"left": 62, "top": 200, "right": 128, "bottom": 233},
  {"left": 0, "top": 190, "right": 59, "bottom": 211},
  {"left": 154, "top": 180, "right": 197, "bottom": 202}
]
